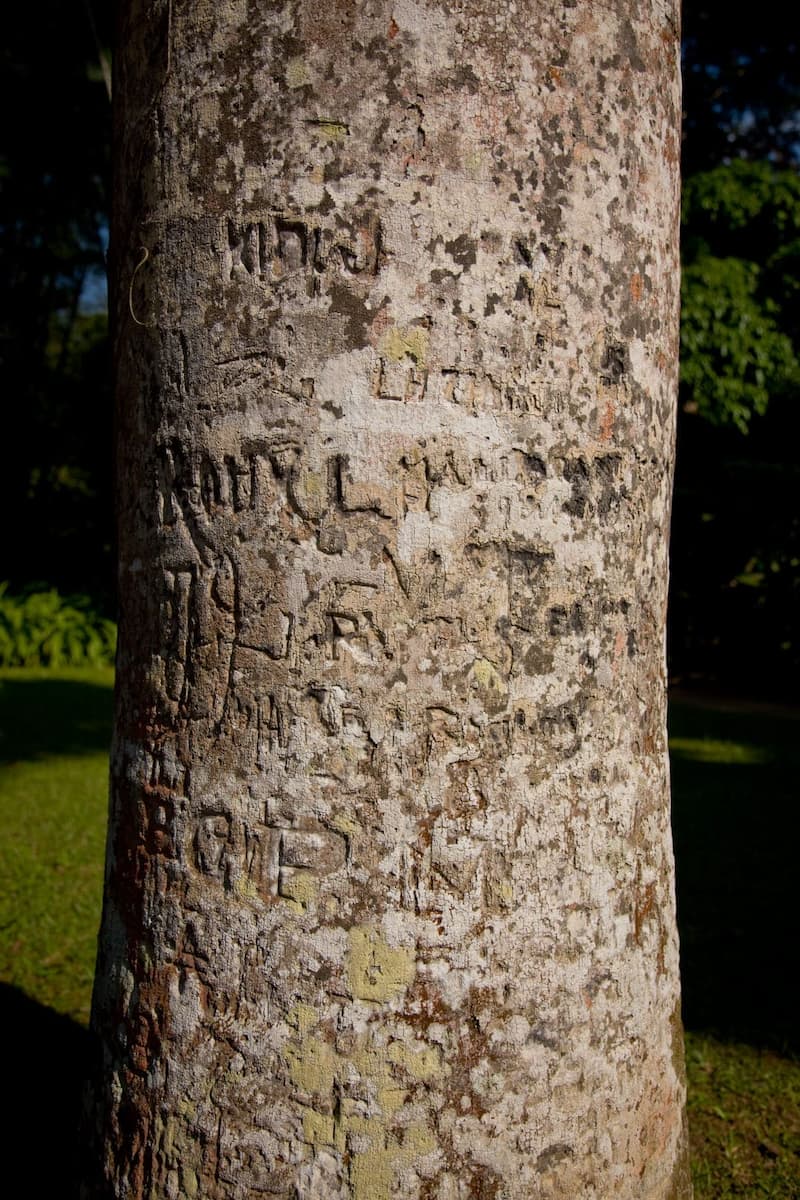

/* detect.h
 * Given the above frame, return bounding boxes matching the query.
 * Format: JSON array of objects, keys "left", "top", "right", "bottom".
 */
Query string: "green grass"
[
  {"left": 686, "top": 1032, "right": 800, "bottom": 1198},
  {"left": 0, "top": 667, "right": 113, "bottom": 1023},
  {"left": 671, "top": 695, "right": 800, "bottom": 1197},
  {"left": 0, "top": 669, "right": 798, "bottom": 1195},
  {"left": 670, "top": 697, "right": 800, "bottom": 1055}
]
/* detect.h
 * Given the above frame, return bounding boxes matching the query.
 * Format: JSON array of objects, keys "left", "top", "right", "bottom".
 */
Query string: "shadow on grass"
[
  {"left": 670, "top": 696, "right": 800, "bottom": 1054},
  {"left": 0, "top": 983, "right": 93, "bottom": 1197},
  {"left": 0, "top": 675, "right": 113, "bottom": 764}
]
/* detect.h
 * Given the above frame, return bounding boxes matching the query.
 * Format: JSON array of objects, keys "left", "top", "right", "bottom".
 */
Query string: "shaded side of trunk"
[{"left": 87, "top": 2, "right": 689, "bottom": 1197}]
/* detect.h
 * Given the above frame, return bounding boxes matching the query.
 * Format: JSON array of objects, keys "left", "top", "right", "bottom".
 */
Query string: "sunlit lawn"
[
  {"left": 670, "top": 695, "right": 800, "bottom": 1196},
  {"left": 0, "top": 668, "right": 798, "bottom": 1196},
  {"left": 0, "top": 668, "right": 112, "bottom": 1024}
]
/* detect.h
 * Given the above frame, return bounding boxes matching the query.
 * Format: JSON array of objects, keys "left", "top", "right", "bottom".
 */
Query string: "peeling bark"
[{"left": 86, "top": 1, "right": 689, "bottom": 1196}]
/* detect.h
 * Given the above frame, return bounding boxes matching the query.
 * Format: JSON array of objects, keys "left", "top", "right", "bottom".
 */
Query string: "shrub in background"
[{"left": 0, "top": 584, "right": 116, "bottom": 668}]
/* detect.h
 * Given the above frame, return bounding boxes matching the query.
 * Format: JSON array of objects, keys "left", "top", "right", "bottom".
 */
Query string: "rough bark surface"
[{"left": 88, "top": 1, "right": 689, "bottom": 1197}]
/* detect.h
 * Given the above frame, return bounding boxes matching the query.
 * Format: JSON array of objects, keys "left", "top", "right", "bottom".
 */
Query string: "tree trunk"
[{"left": 87, "top": 1, "right": 690, "bottom": 1196}]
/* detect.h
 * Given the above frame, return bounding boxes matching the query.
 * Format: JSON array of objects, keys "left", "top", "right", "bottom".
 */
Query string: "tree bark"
[{"left": 87, "top": 1, "right": 690, "bottom": 1196}]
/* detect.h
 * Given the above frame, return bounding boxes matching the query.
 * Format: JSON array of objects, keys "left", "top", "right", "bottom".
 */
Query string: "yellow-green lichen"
[
  {"left": 234, "top": 875, "right": 258, "bottom": 900},
  {"left": 181, "top": 1166, "right": 199, "bottom": 1198},
  {"left": 286, "top": 57, "right": 312, "bottom": 88},
  {"left": 387, "top": 1040, "right": 442, "bottom": 1081},
  {"left": 288, "top": 1022, "right": 442, "bottom": 1194},
  {"left": 331, "top": 812, "right": 359, "bottom": 837},
  {"left": 471, "top": 657, "right": 504, "bottom": 692},
  {"left": 290, "top": 468, "right": 328, "bottom": 520},
  {"left": 303, "top": 1108, "right": 343, "bottom": 1150},
  {"left": 285, "top": 1035, "right": 338, "bottom": 1096},
  {"left": 311, "top": 120, "right": 349, "bottom": 141},
  {"left": 349, "top": 1125, "right": 437, "bottom": 1200},
  {"left": 347, "top": 926, "right": 415, "bottom": 1002},
  {"left": 352, "top": 1041, "right": 387, "bottom": 1080},
  {"left": 405, "top": 1125, "right": 437, "bottom": 1156},
  {"left": 380, "top": 325, "right": 429, "bottom": 366},
  {"left": 377, "top": 1085, "right": 408, "bottom": 1114},
  {"left": 280, "top": 870, "right": 318, "bottom": 911},
  {"left": 287, "top": 1002, "right": 318, "bottom": 1038},
  {"left": 350, "top": 1148, "right": 397, "bottom": 1200},
  {"left": 484, "top": 858, "right": 515, "bottom": 910},
  {"left": 307, "top": 470, "right": 325, "bottom": 494},
  {"left": 153, "top": 1113, "right": 203, "bottom": 1196}
]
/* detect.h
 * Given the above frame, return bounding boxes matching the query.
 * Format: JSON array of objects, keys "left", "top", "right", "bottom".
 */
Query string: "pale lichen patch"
[
  {"left": 387, "top": 1039, "right": 443, "bottom": 1081},
  {"left": 309, "top": 119, "right": 350, "bottom": 141},
  {"left": 347, "top": 926, "right": 416, "bottom": 1002},
  {"left": 349, "top": 1125, "right": 437, "bottom": 1200},
  {"left": 286, "top": 56, "right": 312, "bottom": 88},
  {"left": 287, "top": 1002, "right": 319, "bottom": 1038},
  {"left": 331, "top": 812, "right": 359, "bottom": 837},
  {"left": 471, "top": 657, "right": 505, "bottom": 692},
  {"left": 379, "top": 325, "right": 430, "bottom": 366},
  {"left": 285, "top": 1034, "right": 338, "bottom": 1096},
  {"left": 281, "top": 871, "right": 318, "bottom": 911}
]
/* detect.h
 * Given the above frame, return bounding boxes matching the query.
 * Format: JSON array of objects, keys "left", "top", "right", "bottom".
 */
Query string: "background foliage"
[
  {"left": 680, "top": 161, "right": 800, "bottom": 433},
  {"left": 1, "top": 2, "right": 113, "bottom": 605},
  {"left": 0, "top": 585, "right": 116, "bottom": 668},
  {"left": 671, "top": 4, "right": 800, "bottom": 697}
]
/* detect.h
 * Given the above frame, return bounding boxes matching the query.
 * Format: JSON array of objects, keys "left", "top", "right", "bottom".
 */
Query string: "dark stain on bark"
[
  {"left": 600, "top": 341, "right": 628, "bottom": 384},
  {"left": 327, "top": 280, "right": 372, "bottom": 351}
]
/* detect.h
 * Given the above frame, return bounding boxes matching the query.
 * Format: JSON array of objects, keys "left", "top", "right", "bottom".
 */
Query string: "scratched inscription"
[{"left": 224, "top": 213, "right": 383, "bottom": 291}]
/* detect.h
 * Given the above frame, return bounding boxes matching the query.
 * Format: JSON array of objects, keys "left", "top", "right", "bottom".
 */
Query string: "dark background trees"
[
  {"left": 1, "top": 1, "right": 113, "bottom": 605},
  {"left": 1, "top": 0, "right": 798, "bottom": 696},
  {"left": 671, "top": 1, "right": 800, "bottom": 698},
  {"left": 672, "top": 158, "right": 800, "bottom": 695}
]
